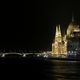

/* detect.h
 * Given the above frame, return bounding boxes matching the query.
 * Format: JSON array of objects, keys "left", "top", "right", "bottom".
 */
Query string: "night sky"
[
  {"left": 24, "top": 0, "right": 80, "bottom": 51},
  {"left": 0, "top": 0, "right": 80, "bottom": 51}
]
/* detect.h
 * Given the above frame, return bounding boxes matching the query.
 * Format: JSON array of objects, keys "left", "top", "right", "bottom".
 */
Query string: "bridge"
[
  {"left": 0, "top": 52, "right": 52, "bottom": 58},
  {"left": 0, "top": 53, "right": 33, "bottom": 57}
]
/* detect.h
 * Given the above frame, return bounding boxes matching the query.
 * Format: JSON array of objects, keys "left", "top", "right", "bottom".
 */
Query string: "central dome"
[{"left": 67, "top": 15, "right": 79, "bottom": 36}]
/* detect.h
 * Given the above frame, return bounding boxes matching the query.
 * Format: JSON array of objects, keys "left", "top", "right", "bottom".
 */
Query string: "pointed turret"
[
  {"left": 72, "top": 13, "right": 74, "bottom": 22},
  {"left": 58, "top": 25, "right": 62, "bottom": 37},
  {"left": 55, "top": 25, "right": 59, "bottom": 37},
  {"left": 55, "top": 25, "right": 62, "bottom": 42}
]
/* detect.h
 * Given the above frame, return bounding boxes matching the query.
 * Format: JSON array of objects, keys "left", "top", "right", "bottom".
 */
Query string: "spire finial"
[{"left": 72, "top": 13, "right": 74, "bottom": 22}]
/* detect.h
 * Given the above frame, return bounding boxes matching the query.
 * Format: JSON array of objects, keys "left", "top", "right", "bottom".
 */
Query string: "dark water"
[
  {"left": 43, "top": 60, "right": 80, "bottom": 80},
  {"left": 25, "top": 59, "right": 80, "bottom": 80},
  {"left": 0, "top": 58, "right": 80, "bottom": 80}
]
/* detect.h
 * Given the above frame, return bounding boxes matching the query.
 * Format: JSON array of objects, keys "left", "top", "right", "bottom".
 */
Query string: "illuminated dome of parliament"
[
  {"left": 67, "top": 15, "right": 80, "bottom": 36},
  {"left": 52, "top": 14, "right": 80, "bottom": 56}
]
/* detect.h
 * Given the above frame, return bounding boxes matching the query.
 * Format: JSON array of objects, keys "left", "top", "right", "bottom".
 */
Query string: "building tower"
[
  {"left": 67, "top": 14, "right": 80, "bottom": 56},
  {"left": 52, "top": 25, "right": 63, "bottom": 55}
]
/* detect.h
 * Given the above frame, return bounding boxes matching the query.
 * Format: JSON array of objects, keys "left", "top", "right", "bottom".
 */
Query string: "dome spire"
[{"left": 72, "top": 13, "right": 74, "bottom": 22}]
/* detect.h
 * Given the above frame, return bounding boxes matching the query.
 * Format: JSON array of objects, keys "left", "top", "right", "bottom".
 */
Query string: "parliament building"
[{"left": 52, "top": 15, "right": 80, "bottom": 57}]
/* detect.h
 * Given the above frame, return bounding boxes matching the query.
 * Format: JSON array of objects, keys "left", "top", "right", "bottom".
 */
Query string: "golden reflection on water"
[{"left": 49, "top": 60, "right": 80, "bottom": 80}]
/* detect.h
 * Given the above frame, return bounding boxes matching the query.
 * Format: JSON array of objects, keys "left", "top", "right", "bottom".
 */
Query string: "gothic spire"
[{"left": 72, "top": 13, "right": 74, "bottom": 22}]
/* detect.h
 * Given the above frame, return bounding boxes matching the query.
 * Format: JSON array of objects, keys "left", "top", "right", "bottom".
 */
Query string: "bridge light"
[
  {"left": 1, "top": 54, "right": 5, "bottom": 57},
  {"left": 23, "top": 54, "right": 26, "bottom": 57}
]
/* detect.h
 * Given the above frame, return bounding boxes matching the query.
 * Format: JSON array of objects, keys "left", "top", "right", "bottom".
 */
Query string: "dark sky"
[
  {"left": 0, "top": 0, "right": 80, "bottom": 51},
  {"left": 24, "top": 0, "right": 80, "bottom": 51}
]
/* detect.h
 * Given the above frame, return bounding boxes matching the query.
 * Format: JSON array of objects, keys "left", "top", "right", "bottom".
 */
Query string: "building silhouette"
[
  {"left": 52, "top": 15, "right": 80, "bottom": 57},
  {"left": 67, "top": 15, "right": 80, "bottom": 57}
]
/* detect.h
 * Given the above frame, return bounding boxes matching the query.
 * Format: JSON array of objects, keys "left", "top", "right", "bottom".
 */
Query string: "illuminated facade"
[
  {"left": 52, "top": 15, "right": 80, "bottom": 57},
  {"left": 67, "top": 16, "right": 80, "bottom": 56},
  {"left": 52, "top": 25, "right": 67, "bottom": 56}
]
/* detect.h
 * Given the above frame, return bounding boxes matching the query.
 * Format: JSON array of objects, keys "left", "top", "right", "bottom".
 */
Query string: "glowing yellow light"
[{"left": 52, "top": 15, "right": 80, "bottom": 58}]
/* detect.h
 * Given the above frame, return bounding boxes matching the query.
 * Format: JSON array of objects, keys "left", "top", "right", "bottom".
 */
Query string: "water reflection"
[{"left": 44, "top": 60, "right": 80, "bottom": 80}]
